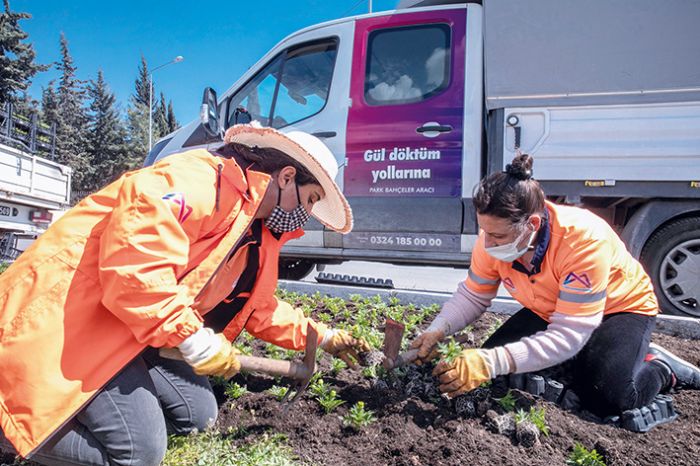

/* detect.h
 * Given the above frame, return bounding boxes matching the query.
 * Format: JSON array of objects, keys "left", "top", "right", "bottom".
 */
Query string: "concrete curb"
[{"left": 279, "top": 280, "right": 700, "bottom": 341}]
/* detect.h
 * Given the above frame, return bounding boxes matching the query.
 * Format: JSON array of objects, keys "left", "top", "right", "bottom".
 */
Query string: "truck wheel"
[
  {"left": 640, "top": 217, "right": 700, "bottom": 317},
  {"left": 278, "top": 258, "right": 316, "bottom": 280}
]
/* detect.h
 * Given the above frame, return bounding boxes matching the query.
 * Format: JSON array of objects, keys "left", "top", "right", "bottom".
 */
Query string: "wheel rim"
[{"left": 659, "top": 238, "right": 700, "bottom": 316}]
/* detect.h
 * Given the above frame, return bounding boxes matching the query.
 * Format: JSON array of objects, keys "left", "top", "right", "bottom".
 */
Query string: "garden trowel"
[
  {"left": 160, "top": 324, "right": 318, "bottom": 406},
  {"left": 381, "top": 318, "right": 472, "bottom": 370}
]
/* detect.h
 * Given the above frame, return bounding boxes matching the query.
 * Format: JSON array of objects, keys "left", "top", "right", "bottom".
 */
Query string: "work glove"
[
  {"left": 410, "top": 329, "right": 446, "bottom": 365},
  {"left": 176, "top": 327, "right": 241, "bottom": 379},
  {"left": 433, "top": 347, "right": 513, "bottom": 398},
  {"left": 320, "top": 328, "right": 371, "bottom": 369}
]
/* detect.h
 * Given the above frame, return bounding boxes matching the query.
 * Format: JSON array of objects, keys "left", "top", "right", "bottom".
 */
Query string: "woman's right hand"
[{"left": 410, "top": 329, "right": 445, "bottom": 365}]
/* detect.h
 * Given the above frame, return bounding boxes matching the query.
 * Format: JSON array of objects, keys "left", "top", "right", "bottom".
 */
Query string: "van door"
[{"left": 344, "top": 8, "right": 467, "bottom": 259}]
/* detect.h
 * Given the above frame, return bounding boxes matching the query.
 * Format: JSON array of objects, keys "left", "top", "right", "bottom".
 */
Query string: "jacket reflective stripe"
[
  {"left": 558, "top": 289, "right": 607, "bottom": 304},
  {"left": 468, "top": 269, "right": 500, "bottom": 286}
]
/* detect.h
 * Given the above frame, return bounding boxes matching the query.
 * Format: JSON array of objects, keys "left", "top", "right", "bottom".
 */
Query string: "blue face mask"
[{"left": 264, "top": 184, "right": 311, "bottom": 233}]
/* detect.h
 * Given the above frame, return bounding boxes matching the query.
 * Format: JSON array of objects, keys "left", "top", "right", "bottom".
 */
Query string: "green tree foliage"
[
  {"left": 126, "top": 56, "right": 151, "bottom": 162},
  {"left": 51, "top": 33, "right": 90, "bottom": 189},
  {"left": 133, "top": 54, "right": 150, "bottom": 108},
  {"left": 154, "top": 91, "right": 168, "bottom": 138},
  {"left": 84, "top": 70, "right": 129, "bottom": 191},
  {"left": 0, "top": 0, "right": 47, "bottom": 103},
  {"left": 166, "top": 99, "right": 179, "bottom": 133}
]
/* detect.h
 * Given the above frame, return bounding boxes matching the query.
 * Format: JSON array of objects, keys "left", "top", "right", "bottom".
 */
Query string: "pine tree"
[
  {"left": 84, "top": 70, "right": 128, "bottom": 191},
  {"left": 133, "top": 55, "right": 150, "bottom": 108},
  {"left": 0, "top": 0, "right": 48, "bottom": 104},
  {"left": 126, "top": 56, "right": 151, "bottom": 161},
  {"left": 154, "top": 91, "right": 168, "bottom": 138},
  {"left": 49, "top": 32, "right": 89, "bottom": 189},
  {"left": 166, "top": 99, "right": 179, "bottom": 133}
]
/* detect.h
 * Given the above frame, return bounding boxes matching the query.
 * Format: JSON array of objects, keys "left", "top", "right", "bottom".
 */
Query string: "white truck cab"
[{"left": 147, "top": 0, "right": 700, "bottom": 317}]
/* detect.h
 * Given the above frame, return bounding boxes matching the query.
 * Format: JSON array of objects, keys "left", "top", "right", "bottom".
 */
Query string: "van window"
[
  {"left": 227, "top": 39, "right": 338, "bottom": 129},
  {"left": 365, "top": 24, "right": 450, "bottom": 106}
]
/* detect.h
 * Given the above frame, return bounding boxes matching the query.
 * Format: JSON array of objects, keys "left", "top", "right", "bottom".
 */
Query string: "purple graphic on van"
[{"left": 345, "top": 9, "right": 466, "bottom": 198}]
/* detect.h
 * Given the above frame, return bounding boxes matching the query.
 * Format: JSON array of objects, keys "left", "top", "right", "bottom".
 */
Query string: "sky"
[{"left": 11, "top": 0, "right": 398, "bottom": 126}]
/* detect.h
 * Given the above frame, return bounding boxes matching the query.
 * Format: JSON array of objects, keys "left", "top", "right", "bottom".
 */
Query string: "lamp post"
[{"left": 149, "top": 55, "right": 184, "bottom": 151}]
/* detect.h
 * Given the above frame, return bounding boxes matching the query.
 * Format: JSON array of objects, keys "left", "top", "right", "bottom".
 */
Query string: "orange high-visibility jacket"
[{"left": 0, "top": 149, "right": 327, "bottom": 457}]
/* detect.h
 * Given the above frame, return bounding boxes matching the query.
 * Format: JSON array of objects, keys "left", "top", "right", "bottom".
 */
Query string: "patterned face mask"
[{"left": 264, "top": 184, "right": 311, "bottom": 233}]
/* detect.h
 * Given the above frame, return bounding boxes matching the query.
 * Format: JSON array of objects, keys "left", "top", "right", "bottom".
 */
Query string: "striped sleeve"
[
  {"left": 465, "top": 234, "right": 501, "bottom": 294},
  {"left": 555, "top": 238, "right": 611, "bottom": 316}
]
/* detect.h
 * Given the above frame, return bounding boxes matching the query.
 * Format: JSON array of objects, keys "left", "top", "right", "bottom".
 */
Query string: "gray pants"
[{"left": 2, "top": 348, "right": 218, "bottom": 466}]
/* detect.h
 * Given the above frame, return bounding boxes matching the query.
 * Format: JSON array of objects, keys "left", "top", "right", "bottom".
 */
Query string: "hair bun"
[{"left": 504, "top": 153, "right": 534, "bottom": 180}]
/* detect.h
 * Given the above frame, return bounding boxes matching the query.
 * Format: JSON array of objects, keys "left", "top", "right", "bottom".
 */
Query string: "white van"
[{"left": 146, "top": 0, "right": 700, "bottom": 317}]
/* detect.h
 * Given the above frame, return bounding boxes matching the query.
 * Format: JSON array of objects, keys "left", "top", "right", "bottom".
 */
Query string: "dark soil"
[
  {"left": 218, "top": 313, "right": 700, "bottom": 466},
  {"left": 3, "top": 312, "right": 699, "bottom": 465}
]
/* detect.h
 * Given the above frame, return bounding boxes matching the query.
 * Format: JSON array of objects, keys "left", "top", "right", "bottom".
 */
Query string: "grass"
[
  {"left": 566, "top": 443, "right": 606, "bottom": 466},
  {"left": 163, "top": 430, "right": 306, "bottom": 466}
]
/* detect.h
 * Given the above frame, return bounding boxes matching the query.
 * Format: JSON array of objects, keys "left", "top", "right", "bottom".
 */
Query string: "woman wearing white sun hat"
[{"left": 0, "top": 123, "right": 369, "bottom": 466}]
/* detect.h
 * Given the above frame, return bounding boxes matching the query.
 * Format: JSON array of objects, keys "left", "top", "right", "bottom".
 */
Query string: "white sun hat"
[{"left": 224, "top": 123, "right": 353, "bottom": 234}]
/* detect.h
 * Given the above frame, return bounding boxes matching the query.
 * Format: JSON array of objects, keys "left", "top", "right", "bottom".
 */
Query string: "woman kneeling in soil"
[
  {"left": 0, "top": 124, "right": 369, "bottom": 466},
  {"left": 412, "top": 153, "right": 700, "bottom": 417}
]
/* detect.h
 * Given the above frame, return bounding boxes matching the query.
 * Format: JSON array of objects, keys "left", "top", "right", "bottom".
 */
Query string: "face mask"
[
  {"left": 485, "top": 223, "right": 537, "bottom": 262},
  {"left": 264, "top": 184, "right": 311, "bottom": 233}
]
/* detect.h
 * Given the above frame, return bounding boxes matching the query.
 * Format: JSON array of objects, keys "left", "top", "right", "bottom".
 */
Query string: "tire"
[
  {"left": 640, "top": 217, "right": 700, "bottom": 317},
  {"left": 278, "top": 258, "right": 316, "bottom": 281}
]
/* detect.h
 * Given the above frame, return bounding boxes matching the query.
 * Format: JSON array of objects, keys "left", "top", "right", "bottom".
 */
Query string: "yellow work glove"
[
  {"left": 320, "top": 329, "right": 371, "bottom": 369},
  {"left": 433, "top": 348, "right": 492, "bottom": 398},
  {"left": 410, "top": 329, "right": 445, "bottom": 365},
  {"left": 177, "top": 327, "right": 241, "bottom": 379}
]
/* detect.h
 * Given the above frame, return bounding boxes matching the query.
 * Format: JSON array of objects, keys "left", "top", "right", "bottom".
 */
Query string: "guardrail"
[{"left": 0, "top": 102, "right": 56, "bottom": 157}]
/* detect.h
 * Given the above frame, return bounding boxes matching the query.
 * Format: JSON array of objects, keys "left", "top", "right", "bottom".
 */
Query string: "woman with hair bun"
[{"left": 411, "top": 153, "right": 700, "bottom": 416}]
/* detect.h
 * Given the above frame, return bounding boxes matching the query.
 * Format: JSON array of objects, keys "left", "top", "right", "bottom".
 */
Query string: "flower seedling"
[
  {"left": 437, "top": 337, "right": 463, "bottom": 364},
  {"left": 566, "top": 443, "right": 606, "bottom": 466},
  {"left": 515, "top": 406, "right": 550, "bottom": 436},
  {"left": 224, "top": 382, "right": 248, "bottom": 400},
  {"left": 309, "top": 378, "right": 330, "bottom": 398},
  {"left": 495, "top": 390, "right": 517, "bottom": 412},
  {"left": 330, "top": 358, "right": 347, "bottom": 375},
  {"left": 343, "top": 401, "right": 376, "bottom": 430},
  {"left": 267, "top": 385, "right": 292, "bottom": 401},
  {"left": 317, "top": 389, "right": 345, "bottom": 414}
]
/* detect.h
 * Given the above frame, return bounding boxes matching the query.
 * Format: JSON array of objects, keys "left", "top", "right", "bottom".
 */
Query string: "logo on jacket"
[
  {"left": 563, "top": 272, "right": 592, "bottom": 291},
  {"left": 503, "top": 277, "right": 516, "bottom": 291},
  {"left": 162, "top": 192, "right": 192, "bottom": 224}
]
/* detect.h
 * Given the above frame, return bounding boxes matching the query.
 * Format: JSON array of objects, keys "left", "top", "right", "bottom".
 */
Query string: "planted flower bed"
[{"left": 2, "top": 291, "right": 699, "bottom": 465}]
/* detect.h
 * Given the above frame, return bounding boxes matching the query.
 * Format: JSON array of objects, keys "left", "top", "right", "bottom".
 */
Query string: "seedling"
[
  {"left": 343, "top": 401, "right": 376, "bottom": 430},
  {"left": 515, "top": 406, "right": 550, "bottom": 436},
  {"left": 566, "top": 443, "right": 606, "bottom": 466},
  {"left": 264, "top": 343, "right": 286, "bottom": 360},
  {"left": 317, "top": 389, "right": 345, "bottom": 414},
  {"left": 496, "top": 390, "right": 517, "bottom": 412},
  {"left": 224, "top": 382, "right": 248, "bottom": 400},
  {"left": 330, "top": 358, "right": 347, "bottom": 375},
  {"left": 437, "top": 337, "right": 463, "bottom": 365},
  {"left": 309, "top": 378, "right": 330, "bottom": 398},
  {"left": 267, "top": 385, "right": 292, "bottom": 401},
  {"left": 234, "top": 343, "right": 253, "bottom": 356}
]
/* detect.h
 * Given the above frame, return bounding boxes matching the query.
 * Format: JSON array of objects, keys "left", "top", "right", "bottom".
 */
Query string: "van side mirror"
[{"left": 200, "top": 87, "right": 220, "bottom": 138}]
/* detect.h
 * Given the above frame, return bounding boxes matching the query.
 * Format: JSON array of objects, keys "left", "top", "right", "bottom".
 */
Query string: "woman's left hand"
[{"left": 433, "top": 348, "right": 492, "bottom": 398}]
